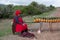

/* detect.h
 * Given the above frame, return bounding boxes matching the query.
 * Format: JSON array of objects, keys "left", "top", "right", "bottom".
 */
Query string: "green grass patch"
[
  {"left": 0, "top": 28, "right": 11, "bottom": 37},
  {"left": 0, "top": 20, "right": 12, "bottom": 37}
]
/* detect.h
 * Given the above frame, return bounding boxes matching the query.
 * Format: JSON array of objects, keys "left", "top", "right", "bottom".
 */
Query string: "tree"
[
  {"left": 49, "top": 5, "right": 55, "bottom": 10},
  {"left": 29, "top": 1, "right": 38, "bottom": 7},
  {"left": 6, "top": 4, "right": 14, "bottom": 18},
  {"left": 25, "top": 1, "right": 42, "bottom": 15}
]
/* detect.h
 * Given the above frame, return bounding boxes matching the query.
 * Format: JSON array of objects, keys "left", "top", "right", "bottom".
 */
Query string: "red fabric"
[
  {"left": 13, "top": 10, "right": 28, "bottom": 32},
  {"left": 15, "top": 17, "right": 28, "bottom": 32},
  {"left": 15, "top": 10, "right": 21, "bottom": 16}
]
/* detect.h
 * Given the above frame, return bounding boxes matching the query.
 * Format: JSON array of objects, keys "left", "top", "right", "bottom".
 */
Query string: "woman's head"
[{"left": 15, "top": 10, "right": 21, "bottom": 16}]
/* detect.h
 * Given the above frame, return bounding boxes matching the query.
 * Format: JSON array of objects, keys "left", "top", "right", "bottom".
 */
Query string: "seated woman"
[
  {"left": 12, "top": 10, "right": 28, "bottom": 35},
  {"left": 12, "top": 10, "right": 36, "bottom": 39}
]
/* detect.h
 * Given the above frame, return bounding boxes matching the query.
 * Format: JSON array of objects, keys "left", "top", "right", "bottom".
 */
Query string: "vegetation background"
[{"left": 0, "top": 1, "right": 55, "bottom": 19}]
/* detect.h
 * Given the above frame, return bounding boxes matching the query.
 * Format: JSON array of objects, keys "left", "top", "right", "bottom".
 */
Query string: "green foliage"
[
  {"left": 0, "top": 4, "right": 14, "bottom": 18},
  {"left": 0, "top": 1, "right": 55, "bottom": 19}
]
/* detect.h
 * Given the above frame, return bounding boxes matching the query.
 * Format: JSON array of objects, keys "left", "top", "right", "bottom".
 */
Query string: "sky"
[{"left": 0, "top": 0, "right": 60, "bottom": 7}]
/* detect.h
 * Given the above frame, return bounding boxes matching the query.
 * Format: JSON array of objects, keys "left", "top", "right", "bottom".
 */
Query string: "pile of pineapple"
[{"left": 34, "top": 17, "right": 60, "bottom": 23}]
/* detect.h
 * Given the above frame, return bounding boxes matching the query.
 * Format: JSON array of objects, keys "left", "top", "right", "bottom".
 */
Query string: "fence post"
[
  {"left": 40, "top": 22, "right": 43, "bottom": 32},
  {"left": 49, "top": 22, "right": 53, "bottom": 32}
]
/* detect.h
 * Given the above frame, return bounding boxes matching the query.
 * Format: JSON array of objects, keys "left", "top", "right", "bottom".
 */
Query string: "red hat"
[{"left": 15, "top": 10, "right": 21, "bottom": 16}]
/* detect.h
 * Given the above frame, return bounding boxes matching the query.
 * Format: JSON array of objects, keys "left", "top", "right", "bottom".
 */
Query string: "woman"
[
  {"left": 12, "top": 10, "right": 36, "bottom": 39},
  {"left": 12, "top": 10, "right": 28, "bottom": 35}
]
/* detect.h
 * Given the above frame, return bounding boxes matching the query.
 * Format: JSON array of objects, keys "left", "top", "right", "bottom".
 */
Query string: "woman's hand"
[
  {"left": 22, "top": 23, "right": 27, "bottom": 26},
  {"left": 22, "top": 23, "right": 25, "bottom": 26}
]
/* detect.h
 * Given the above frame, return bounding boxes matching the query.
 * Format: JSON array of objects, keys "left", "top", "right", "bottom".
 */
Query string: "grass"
[
  {"left": 0, "top": 28, "right": 11, "bottom": 37},
  {"left": 0, "top": 19, "right": 12, "bottom": 37}
]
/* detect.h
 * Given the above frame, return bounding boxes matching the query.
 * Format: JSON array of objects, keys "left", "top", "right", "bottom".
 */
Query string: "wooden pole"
[
  {"left": 40, "top": 22, "right": 43, "bottom": 32},
  {"left": 49, "top": 22, "right": 53, "bottom": 32}
]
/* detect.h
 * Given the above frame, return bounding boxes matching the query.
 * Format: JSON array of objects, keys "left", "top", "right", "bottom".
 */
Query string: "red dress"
[{"left": 15, "top": 17, "right": 28, "bottom": 32}]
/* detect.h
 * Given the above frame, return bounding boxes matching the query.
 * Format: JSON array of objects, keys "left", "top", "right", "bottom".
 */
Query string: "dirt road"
[{"left": 49, "top": 8, "right": 60, "bottom": 17}]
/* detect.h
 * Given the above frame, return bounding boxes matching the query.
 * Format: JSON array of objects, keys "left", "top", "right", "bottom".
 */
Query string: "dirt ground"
[
  {"left": 49, "top": 7, "right": 60, "bottom": 17},
  {"left": 0, "top": 31, "right": 60, "bottom": 40},
  {"left": 0, "top": 8, "right": 60, "bottom": 40}
]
